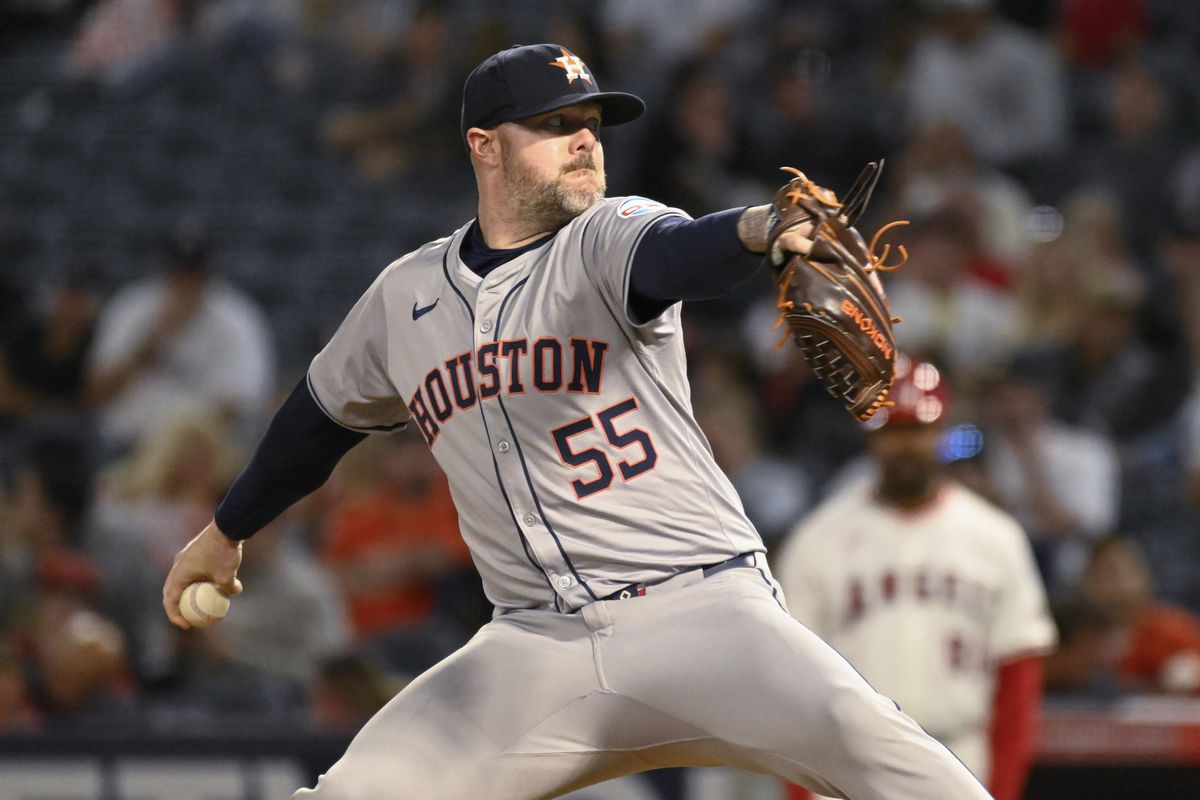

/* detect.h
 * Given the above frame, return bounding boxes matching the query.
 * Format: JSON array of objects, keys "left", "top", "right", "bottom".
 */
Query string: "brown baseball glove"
[{"left": 766, "top": 161, "right": 907, "bottom": 422}]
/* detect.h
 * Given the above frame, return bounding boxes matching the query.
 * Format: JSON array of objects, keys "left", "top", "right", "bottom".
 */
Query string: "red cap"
[{"left": 867, "top": 353, "right": 951, "bottom": 428}]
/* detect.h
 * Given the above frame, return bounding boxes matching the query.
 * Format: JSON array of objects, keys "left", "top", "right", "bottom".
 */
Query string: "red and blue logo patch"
[{"left": 617, "top": 196, "right": 664, "bottom": 219}]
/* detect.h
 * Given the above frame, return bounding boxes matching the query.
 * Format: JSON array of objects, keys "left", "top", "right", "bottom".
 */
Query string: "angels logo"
[{"left": 549, "top": 48, "right": 592, "bottom": 84}]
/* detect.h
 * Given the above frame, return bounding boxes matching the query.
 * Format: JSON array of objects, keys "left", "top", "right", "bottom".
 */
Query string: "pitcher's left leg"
[{"left": 598, "top": 568, "right": 992, "bottom": 800}]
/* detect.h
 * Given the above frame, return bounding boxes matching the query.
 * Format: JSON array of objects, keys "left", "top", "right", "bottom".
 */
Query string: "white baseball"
[{"left": 179, "top": 582, "right": 231, "bottom": 627}]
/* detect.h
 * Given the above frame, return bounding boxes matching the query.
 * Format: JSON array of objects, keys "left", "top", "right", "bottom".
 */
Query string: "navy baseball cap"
[{"left": 461, "top": 44, "right": 645, "bottom": 141}]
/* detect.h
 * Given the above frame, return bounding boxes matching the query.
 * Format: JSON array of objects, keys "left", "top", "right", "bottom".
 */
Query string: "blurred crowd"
[{"left": 1, "top": 0, "right": 1199, "bottom": 739}]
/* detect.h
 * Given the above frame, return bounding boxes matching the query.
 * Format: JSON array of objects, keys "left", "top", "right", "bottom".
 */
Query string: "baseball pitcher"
[{"left": 162, "top": 44, "right": 993, "bottom": 800}]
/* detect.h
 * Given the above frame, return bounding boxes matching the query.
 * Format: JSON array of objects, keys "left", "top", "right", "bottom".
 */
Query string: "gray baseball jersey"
[
  {"left": 308, "top": 196, "right": 763, "bottom": 613},
  {"left": 296, "top": 197, "right": 993, "bottom": 800}
]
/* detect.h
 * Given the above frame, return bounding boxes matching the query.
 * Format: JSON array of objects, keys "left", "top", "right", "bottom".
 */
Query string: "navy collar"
[{"left": 460, "top": 220, "right": 554, "bottom": 278}]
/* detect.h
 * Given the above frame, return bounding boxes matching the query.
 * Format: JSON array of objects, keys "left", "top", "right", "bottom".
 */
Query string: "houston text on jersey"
[{"left": 407, "top": 336, "right": 609, "bottom": 444}]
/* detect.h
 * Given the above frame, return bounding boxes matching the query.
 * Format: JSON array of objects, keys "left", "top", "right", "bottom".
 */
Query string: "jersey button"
[
  {"left": 497, "top": 440, "right": 510, "bottom": 453},
  {"left": 556, "top": 575, "right": 573, "bottom": 589},
  {"left": 479, "top": 319, "right": 493, "bottom": 334},
  {"left": 522, "top": 513, "right": 537, "bottom": 526}
]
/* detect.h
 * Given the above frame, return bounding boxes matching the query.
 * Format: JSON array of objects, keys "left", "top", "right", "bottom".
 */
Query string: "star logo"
[{"left": 549, "top": 48, "right": 593, "bottom": 84}]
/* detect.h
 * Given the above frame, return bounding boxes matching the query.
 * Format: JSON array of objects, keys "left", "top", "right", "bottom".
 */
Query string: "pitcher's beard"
[{"left": 503, "top": 152, "right": 606, "bottom": 231}]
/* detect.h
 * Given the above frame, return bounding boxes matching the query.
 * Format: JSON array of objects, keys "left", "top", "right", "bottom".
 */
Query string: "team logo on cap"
[{"left": 549, "top": 48, "right": 593, "bottom": 84}]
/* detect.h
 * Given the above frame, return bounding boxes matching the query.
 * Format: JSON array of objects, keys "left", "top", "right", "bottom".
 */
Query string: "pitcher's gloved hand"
[{"left": 766, "top": 161, "right": 908, "bottom": 422}]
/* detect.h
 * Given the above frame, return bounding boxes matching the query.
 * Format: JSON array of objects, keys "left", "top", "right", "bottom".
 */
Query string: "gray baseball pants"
[{"left": 293, "top": 559, "right": 991, "bottom": 799}]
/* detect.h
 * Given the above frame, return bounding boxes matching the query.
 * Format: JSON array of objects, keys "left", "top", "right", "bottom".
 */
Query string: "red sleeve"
[
  {"left": 1119, "top": 606, "right": 1200, "bottom": 689},
  {"left": 989, "top": 655, "right": 1044, "bottom": 800}
]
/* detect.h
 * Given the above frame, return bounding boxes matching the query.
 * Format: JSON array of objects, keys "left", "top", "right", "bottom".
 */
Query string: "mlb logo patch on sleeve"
[{"left": 617, "top": 197, "right": 665, "bottom": 218}]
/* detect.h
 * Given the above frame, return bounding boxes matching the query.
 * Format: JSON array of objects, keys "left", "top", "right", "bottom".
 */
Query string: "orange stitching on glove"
[
  {"left": 774, "top": 262, "right": 798, "bottom": 349},
  {"left": 767, "top": 162, "right": 903, "bottom": 421},
  {"left": 868, "top": 220, "right": 909, "bottom": 272},
  {"left": 780, "top": 166, "right": 841, "bottom": 209},
  {"left": 775, "top": 326, "right": 793, "bottom": 351}
]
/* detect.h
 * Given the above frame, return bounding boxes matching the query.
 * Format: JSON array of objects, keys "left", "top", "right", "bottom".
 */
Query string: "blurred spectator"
[
  {"left": 738, "top": 307, "right": 866, "bottom": 484},
  {"left": 0, "top": 434, "right": 96, "bottom": 611},
  {"left": 318, "top": 430, "right": 475, "bottom": 672},
  {"left": 1017, "top": 237, "right": 1089, "bottom": 350},
  {"left": 1042, "top": 594, "right": 1125, "bottom": 697},
  {"left": 319, "top": 3, "right": 462, "bottom": 183},
  {"left": 1053, "top": 0, "right": 1151, "bottom": 152},
  {"left": 28, "top": 601, "right": 133, "bottom": 728},
  {"left": 93, "top": 405, "right": 239, "bottom": 573},
  {"left": 470, "top": 0, "right": 604, "bottom": 62},
  {"left": 1057, "top": 188, "right": 1144, "bottom": 290},
  {"left": 84, "top": 229, "right": 275, "bottom": 454},
  {"left": 1011, "top": 247, "right": 1181, "bottom": 449},
  {"left": 88, "top": 406, "right": 240, "bottom": 683},
  {"left": 0, "top": 267, "right": 99, "bottom": 426},
  {"left": 66, "top": 0, "right": 188, "bottom": 86},
  {"left": 0, "top": 434, "right": 137, "bottom": 727},
  {"left": 1016, "top": 189, "right": 1144, "bottom": 351},
  {"left": 601, "top": 0, "right": 760, "bottom": 65},
  {"left": 903, "top": 0, "right": 1068, "bottom": 176},
  {"left": 1079, "top": 535, "right": 1200, "bottom": 694},
  {"left": 1072, "top": 54, "right": 1190, "bottom": 254},
  {"left": 1056, "top": 0, "right": 1148, "bottom": 71},
  {"left": 194, "top": 0, "right": 304, "bottom": 31},
  {"left": 598, "top": 0, "right": 766, "bottom": 101},
  {"left": 778, "top": 356, "right": 1056, "bottom": 800},
  {"left": 886, "top": 120, "right": 1034, "bottom": 266},
  {"left": 747, "top": 31, "right": 884, "bottom": 195},
  {"left": 691, "top": 355, "right": 811, "bottom": 548},
  {"left": 144, "top": 626, "right": 307, "bottom": 725},
  {"left": 206, "top": 512, "right": 349, "bottom": 686},
  {"left": 0, "top": 643, "right": 39, "bottom": 731},
  {"left": 1150, "top": 148, "right": 1200, "bottom": 349},
  {"left": 634, "top": 60, "right": 767, "bottom": 216},
  {"left": 316, "top": 0, "right": 426, "bottom": 64},
  {"left": 882, "top": 207, "right": 1023, "bottom": 384},
  {"left": 977, "top": 358, "right": 1119, "bottom": 592},
  {"left": 136, "top": 505, "right": 314, "bottom": 726},
  {"left": 310, "top": 652, "right": 405, "bottom": 732}
]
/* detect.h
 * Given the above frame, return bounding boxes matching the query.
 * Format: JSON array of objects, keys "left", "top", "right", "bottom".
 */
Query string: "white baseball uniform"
[
  {"left": 777, "top": 476, "right": 1058, "bottom": 788},
  {"left": 291, "top": 198, "right": 992, "bottom": 799}
]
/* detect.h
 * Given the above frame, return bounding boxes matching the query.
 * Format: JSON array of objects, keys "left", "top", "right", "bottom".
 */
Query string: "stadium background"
[{"left": 1, "top": 0, "right": 1199, "bottom": 798}]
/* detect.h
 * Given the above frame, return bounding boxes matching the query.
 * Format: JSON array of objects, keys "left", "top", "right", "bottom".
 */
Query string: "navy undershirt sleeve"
[
  {"left": 628, "top": 207, "right": 765, "bottom": 323},
  {"left": 214, "top": 377, "right": 367, "bottom": 540}
]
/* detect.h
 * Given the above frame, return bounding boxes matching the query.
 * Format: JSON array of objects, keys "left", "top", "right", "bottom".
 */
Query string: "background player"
[
  {"left": 161, "top": 44, "right": 992, "bottom": 799},
  {"left": 776, "top": 355, "right": 1057, "bottom": 800}
]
